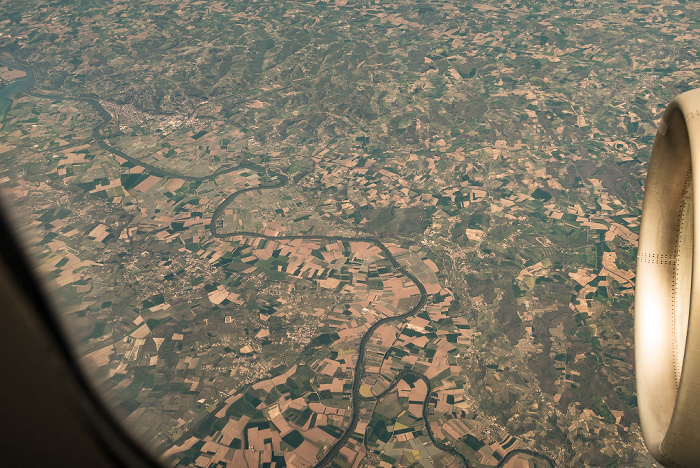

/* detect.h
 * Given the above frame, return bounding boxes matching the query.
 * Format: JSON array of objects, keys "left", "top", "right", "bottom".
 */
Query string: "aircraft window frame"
[{"left": 0, "top": 204, "right": 163, "bottom": 468}]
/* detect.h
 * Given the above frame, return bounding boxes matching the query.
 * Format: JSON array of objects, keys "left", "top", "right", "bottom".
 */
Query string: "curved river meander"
[
  {"left": 1, "top": 59, "right": 554, "bottom": 468},
  {"left": 0, "top": 59, "right": 35, "bottom": 121}
]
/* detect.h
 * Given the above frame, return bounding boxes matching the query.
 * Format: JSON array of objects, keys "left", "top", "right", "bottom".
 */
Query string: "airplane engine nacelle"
[{"left": 636, "top": 88, "right": 700, "bottom": 467}]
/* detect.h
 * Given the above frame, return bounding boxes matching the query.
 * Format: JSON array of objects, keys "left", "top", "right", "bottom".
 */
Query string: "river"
[
  {"left": 0, "top": 58, "right": 35, "bottom": 122},
  {"left": 1, "top": 56, "right": 556, "bottom": 468}
]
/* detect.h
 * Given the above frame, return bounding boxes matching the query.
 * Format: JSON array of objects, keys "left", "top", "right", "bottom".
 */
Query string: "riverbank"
[{"left": 0, "top": 58, "right": 35, "bottom": 122}]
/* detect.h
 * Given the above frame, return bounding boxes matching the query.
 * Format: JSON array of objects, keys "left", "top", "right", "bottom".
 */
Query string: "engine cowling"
[{"left": 636, "top": 88, "right": 700, "bottom": 467}]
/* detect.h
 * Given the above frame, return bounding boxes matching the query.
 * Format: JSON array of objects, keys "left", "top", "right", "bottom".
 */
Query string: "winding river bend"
[
  {"left": 0, "top": 59, "right": 35, "bottom": 121},
  {"left": 2, "top": 59, "right": 555, "bottom": 468}
]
